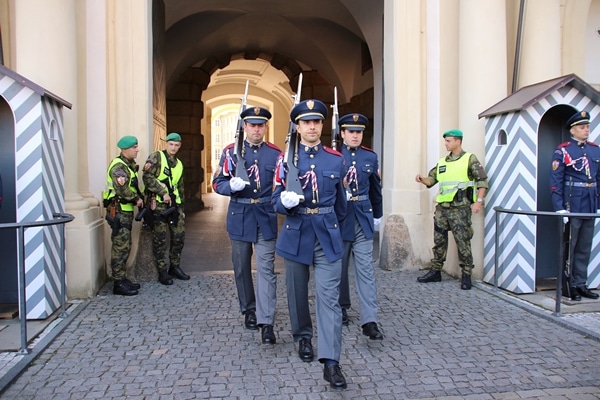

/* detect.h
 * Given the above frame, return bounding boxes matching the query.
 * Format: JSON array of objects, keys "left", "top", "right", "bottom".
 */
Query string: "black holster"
[
  {"left": 160, "top": 206, "right": 179, "bottom": 225},
  {"left": 105, "top": 213, "right": 121, "bottom": 238}
]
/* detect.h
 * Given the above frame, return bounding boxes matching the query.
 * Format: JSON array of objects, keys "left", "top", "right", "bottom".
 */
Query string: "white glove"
[
  {"left": 229, "top": 177, "right": 246, "bottom": 192},
  {"left": 346, "top": 192, "right": 352, "bottom": 201},
  {"left": 280, "top": 191, "right": 301, "bottom": 209},
  {"left": 374, "top": 217, "right": 381, "bottom": 227},
  {"left": 557, "top": 209, "right": 569, "bottom": 225}
]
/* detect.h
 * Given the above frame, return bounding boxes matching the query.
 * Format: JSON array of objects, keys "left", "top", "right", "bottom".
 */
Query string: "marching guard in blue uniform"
[
  {"left": 212, "top": 107, "right": 283, "bottom": 343},
  {"left": 337, "top": 113, "right": 384, "bottom": 340},
  {"left": 272, "top": 99, "right": 348, "bottom": 390},
  {"left": 551, "top": 110, "right": 600, "bottom": 301}
]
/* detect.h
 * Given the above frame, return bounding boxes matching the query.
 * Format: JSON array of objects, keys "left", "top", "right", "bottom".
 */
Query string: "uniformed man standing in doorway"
[
  {"left": 550, "top": 110, "right": 600, "bottom": 301},
  {"left": 415, "top": 129, "right": 488, "bottom": 290},
  {"left": 273, "top": 99, "right": 348, "bottom": 390},
  {"left": 103, "top": 135, "right": 143, "bottom": 296}
]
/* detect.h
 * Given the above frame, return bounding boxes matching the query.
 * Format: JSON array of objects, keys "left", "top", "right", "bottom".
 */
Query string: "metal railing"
[
  {"left": 493, "top": 207, "right": 599, "bottom": 317},
  {"left": 0, "top": 213, "right": 74, "bottom": 354}
]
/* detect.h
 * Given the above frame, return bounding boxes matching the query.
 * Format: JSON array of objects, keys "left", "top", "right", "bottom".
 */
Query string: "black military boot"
[
  {"left": 168, "top": 265, "right": 190, "bottom": 280},
  {"left": 417, "top": 269, "right": 441, "bottom": 283},
  {"left": 461, "top": 272, "right": 472, "bottom": 290},
  {"left": 122, "top": 277, "right": 141, "bottom": 290},
  {"left": 113, "top": 280, "right": 138, "bottom": 296},
  {"left": 159, "top": 270, "right": 173, "bottom": 285}
]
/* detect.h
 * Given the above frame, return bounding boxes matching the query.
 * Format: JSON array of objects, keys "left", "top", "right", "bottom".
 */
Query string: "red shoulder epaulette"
[
  {"left": 557, "top": 141, "right": 572, "bottom": 148},
  {"left": 265, "top": 142, "right": 282, "bottom": 151},
  {"left": 224, "top": 143, "right": 235, "bottom": 150},
  {"left": 587, "top": 141, "right": 599, "bottom": 147},
  {"left": 360, "top": 145, "right": 376, "bottom": 153},
  {"left": 323, "top": 146, "right": 342, "bottom": 157}
]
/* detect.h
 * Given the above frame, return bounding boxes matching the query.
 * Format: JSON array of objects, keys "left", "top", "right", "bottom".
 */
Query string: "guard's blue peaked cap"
[
  {"left": 241, "top": 106, "right": 272, "bottom": 124},
  {"left": 290, "top": 99, "right": 328, "bottom": 122},
  {"left": 566, "top": 110, "right": 590, "bottom": 128},
  {"left": 338, "top": 113, "right": 368, "bottom": 130}
]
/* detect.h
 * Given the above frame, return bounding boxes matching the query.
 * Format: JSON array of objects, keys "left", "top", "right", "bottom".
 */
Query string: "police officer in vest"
[
  {"left": 551, "top": 110, "right": 600, "bottom": 301},
  {"left": 142, "top": 132, "right": 190, "bottom": 285},
  {"left": 103, "top": 135, "right": 144, "bottom": 296},
  {"left": 415, "top": 129, "right": 488, "bottom": 290},
  {"left": 273, "top": 99, "right": 348, "bottom": 390},
  {"left": 337, "top": 113, "right": 384, "bottom": 340},
  {"left": 212, "top": 106, "right": 282, "bottom": 344}
]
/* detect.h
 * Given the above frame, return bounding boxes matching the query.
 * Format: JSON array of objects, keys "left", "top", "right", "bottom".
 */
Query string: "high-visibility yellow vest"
[
  {"left": 103, "top": 158, "right": 137, "bottom": 212},
  {"left": 155, "top": 151, "right": 183, "bottom": 204},
  {"left": 435, "top": 153, "right": 477, "bottom": 203}
]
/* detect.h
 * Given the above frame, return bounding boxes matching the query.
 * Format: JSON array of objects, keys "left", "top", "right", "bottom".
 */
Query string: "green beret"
[
  {"left": 165, "top": 132, "right": 182, "bottom": 142},
  {"left": 117, "top": 135, "right": 138, "bottom": 149},
  {"left": 443, "top": 129, "right": 463, "bottom": 138}
]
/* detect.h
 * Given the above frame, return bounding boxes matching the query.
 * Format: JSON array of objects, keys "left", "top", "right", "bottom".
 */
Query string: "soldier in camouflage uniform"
[
  {"left": 142, "top": 132, "right": 190, "bottom": 285},
  {"left": 415, "top": 129, "right": 488, "bottom": 290},
  {"left": 103, "top": 135, "right": 144, "bottom": 296}
]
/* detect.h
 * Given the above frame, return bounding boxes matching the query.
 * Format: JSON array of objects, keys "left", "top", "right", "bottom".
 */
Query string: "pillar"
[{"left": 458, "top": 0, "right": 508, "bottom": 278}]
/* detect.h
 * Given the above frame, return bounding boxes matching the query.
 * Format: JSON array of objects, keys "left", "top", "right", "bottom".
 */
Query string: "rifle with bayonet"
[
  {"left": 562, "top": 179, "right": 573, "bottom": 298},
  {"left": 283, "top": 73, "right": 305, "bottom": 201},
  {"left": 234, "top": 80, "right": 251, "bottom": 185},
  {"left": 562, "top": 220, "right": 572, "bottom": 298},
  {"left": 331, "top": 86, "right": 339, "bottom": 150}
]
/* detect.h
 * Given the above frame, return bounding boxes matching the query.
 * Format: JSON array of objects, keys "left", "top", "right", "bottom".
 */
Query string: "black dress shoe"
[
  {"left": 577, "top": 286, "right": 600, "bottom": 299},
  {"left": 417, "top": 270, "right": 441, "bottom": 283},
  {"left": 570, "top": 287, "right": 581, "bottom": 301},
  {"left": 323, "top": 363, "right": 347, "bottom": 390},
  {"left": 261, "top": 325, "right": 276, "bottom": 344},
  {"left": 158, "top": 271, "right": 173, "bottom": 285},
  {"left": 298, "top": 338, "right": 313, "bottom": 362},
  {"left": 362, "top": 322, "right": 383, "bottom": 340},
  {"left": 461, "top": 272, "right": 472, "bottom": 290},
  {"left": 113, "top": 280, "right": 138, "bottom": 296},
  {"left": 168, "top": 265, "right": 190, "bottom": 280},
  {"left": 123, "top": 277, "right": 141, "bottom": 290},
  {"left": 244, "top": 311, "right": 258, "bottom": 330},
  {"left": 341, "top": 308, "right": 349, "bottom": 326}
]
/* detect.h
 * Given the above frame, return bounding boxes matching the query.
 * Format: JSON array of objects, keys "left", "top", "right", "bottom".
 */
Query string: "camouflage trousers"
[
  {"left": 151, "top": 203, "right": 185, "bottom": 272},
  {"left": 431, "top": 204, "right": 474, "bottom": 275},
  {"left": 110, "top": 211, "right": 133, "bottom": 280}
]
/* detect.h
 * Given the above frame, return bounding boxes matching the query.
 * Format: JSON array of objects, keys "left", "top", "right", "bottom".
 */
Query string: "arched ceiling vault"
[{"left": 163, "top": 0, "right": 370, "bottom": 104}]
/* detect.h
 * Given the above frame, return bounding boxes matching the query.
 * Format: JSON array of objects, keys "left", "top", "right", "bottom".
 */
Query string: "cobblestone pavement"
[{"left": 0, "top": 267, "right": 599, "bottom": 399}]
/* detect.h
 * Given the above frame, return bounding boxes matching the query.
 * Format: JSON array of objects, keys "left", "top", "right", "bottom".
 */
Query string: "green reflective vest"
[
  {"left": 435, "top": 153, "right": 476, "bottom": 203},
  {"left": 155, "top": 151, "right": 183, "bottom": 205},
  {"left": 103, "top": 158, "right": 137, "bottom": 212}
]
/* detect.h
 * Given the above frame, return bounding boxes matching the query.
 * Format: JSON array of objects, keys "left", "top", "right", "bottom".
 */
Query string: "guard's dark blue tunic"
[
  {"left": 272, "top": 143, "right": 347, "bottom": 264},
  {"left": 550, "top": 139, "right": 600, "bottom": 214},
  {"left": 340, "top": 145, "right": 383, "bottom": 241},
  {"left": 213, "top": 140, "right": 281, "bottom": 242}
]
